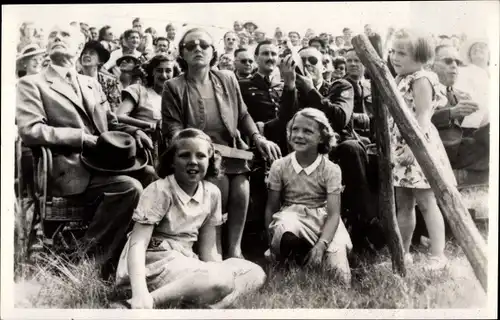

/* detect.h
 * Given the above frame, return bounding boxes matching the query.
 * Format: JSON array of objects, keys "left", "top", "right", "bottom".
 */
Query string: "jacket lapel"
[
  {"left": 45, "top": 66, "right": 87, "bottom": 116},
  {"left": 211, "top": 72, "right": 232, "bottom": 133},
  {"left": 78, "top": 75, "right": 95, "bottom": 117}
]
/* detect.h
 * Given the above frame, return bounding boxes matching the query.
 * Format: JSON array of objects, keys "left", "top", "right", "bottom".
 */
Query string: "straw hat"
[{"left": 16, "top": 43, "right": 46, "bottom": 62}]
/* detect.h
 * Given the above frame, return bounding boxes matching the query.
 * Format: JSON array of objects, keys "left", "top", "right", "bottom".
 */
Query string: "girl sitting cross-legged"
[
  {"left": 265, "top": 108, "right": 353, "bottom": 285},
  {"left": 114, "top": 128, "right": 266, "bottom": 309}
]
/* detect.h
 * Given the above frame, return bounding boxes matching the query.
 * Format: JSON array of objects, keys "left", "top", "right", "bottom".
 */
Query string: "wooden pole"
[{"left": 352, "top": 34, "right": 488, "bottom": 291}]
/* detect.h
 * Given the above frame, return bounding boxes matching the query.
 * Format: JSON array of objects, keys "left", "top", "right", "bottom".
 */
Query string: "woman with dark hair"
[
  {"left": 162, "top": 28, "right": 281, "bottom": 259},
  {"left": 117, "top": 54, "right": 179, "bottom": 131},
  {"left": 79, "top": 40, "right": 121, "bottom": 112}
]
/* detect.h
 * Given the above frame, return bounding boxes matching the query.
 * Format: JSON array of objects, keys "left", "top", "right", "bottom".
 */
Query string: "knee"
[
  {"left": 207, "top": 269, "right": 235, "bottom": 297},
  {"left": 119, "top": 176, "right": 144, "bottom": 197},
  {"left": 336, "top": 140, "right": 364, "bottom": 155}
]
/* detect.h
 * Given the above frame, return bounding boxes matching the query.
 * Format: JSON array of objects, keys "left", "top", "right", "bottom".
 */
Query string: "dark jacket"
[{"left": 161, "top": 69, "right": 250, "bottom": 150}]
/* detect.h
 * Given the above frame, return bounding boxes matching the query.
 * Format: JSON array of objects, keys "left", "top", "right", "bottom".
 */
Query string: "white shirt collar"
[
  {"left": 171, "top": 175, "right": 204, "bottom": 204},
  {"left": 51, "top": 64, "right": 74, "bottom": 79},
  {"left": 291, "top": 152, "right": 322, "bottom": 175}
]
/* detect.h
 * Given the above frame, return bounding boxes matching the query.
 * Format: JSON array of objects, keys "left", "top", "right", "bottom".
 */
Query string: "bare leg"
[
  {"left": 211, "top": 175, "right": 229, "bottom": 256},
  {"left": 136, "top": 268, "right": 235, "bottom": 308},
  {"left": 208, "top": 258, "right": 266, "bottom": 309},
  {"left": 414, "top": 188, "right": 445, "bottom": 257},
  {"left": 395, "top": 187, "right": 416, "bottom": 253},
  {"left": 226, "top": 174, "right": 250, "bottom": 258}
]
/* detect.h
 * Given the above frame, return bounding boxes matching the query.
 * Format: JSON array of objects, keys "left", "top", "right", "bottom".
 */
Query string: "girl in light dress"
[
  {"left": 265, "top": 108, "right": 352, "bottom": 285},
  {"left": 388, "top": 29, "right": 457, "bottom": 270},
  {"left": 114, "top": 128, "right": 266, "bottom": 309}
]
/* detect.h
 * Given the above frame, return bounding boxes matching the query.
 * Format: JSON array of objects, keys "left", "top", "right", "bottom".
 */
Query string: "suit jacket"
[
  {"left": 16, "top": 65, "right": 138, "bottom": 196},
  {"left": 161, "top": 69, "right": 249, "bottom": 150}
]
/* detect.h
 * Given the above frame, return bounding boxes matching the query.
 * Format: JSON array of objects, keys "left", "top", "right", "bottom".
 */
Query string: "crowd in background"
[{"left": 14, "top": 15, "right": 492, "bottom": 309}]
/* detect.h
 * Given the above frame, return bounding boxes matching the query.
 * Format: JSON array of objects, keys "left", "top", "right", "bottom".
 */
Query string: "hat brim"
[
  {"left": 80, "top": 151, "right": 148, "bottom": 174},
  {"left": 16, "top": 49, "right": 46, "bottom": 62},
  {"left": 116, "top": 56, "right": 141, "bottom": 67}
]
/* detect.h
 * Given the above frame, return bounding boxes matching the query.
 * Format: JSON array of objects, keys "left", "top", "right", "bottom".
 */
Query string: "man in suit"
[
  {"left": 16, "top": 24, "right": 156, "bottom": 277},
  {"left": 431, "top": 44, "right": 489, "bottom": 173}
]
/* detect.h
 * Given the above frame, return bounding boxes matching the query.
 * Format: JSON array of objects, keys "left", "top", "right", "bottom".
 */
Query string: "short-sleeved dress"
[
  {"left": 122, "top": 83, "right": 162, "bottom": 127},
  {"left": 267, "top": 153, "right": 352, "bottom": 256},
  {"left": 115, "top": 175, "right": 255, "bottom": 291},
  {"left": 389, "top": 70, "right": 457, "bottom": 189}
]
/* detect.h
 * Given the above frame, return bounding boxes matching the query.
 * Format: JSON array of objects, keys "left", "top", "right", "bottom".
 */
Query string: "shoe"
[{"left": 424, "top": 255, "right": 449, "bottom": 271}]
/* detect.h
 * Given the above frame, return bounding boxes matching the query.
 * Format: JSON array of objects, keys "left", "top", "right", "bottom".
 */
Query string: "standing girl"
[
  {"left": 265, "top": 108, "right": 352, "bottom": 285},
  {"left": 389, "top": 29, "right": 456, "bottom": 270},
  {"left": 115, "top": 128, "right": 266, "bottom": 309}
]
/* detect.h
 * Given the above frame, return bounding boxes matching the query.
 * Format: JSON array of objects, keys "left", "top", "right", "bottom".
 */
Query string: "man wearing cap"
[
  {"left": 431, "top": 44, "right": 489, "bottom": 180},
  {"left": 16, "top": 23, "right": 157, "bottom": 278},
  {"left": 102, "top": 29, "right": 144, "bottom": 77}
]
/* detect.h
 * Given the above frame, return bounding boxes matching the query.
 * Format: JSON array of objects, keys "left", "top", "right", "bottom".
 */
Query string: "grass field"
[{"left": 14, "top": 186, "right": 490, "bottom": 309}]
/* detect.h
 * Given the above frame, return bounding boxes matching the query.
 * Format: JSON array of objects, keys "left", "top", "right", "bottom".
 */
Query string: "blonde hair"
[
  {"left": 286, "top": 108, "right": 337, "bottom": 154},
  {"left": 393, "top": 28, "right": 434, "bottom": 64}
]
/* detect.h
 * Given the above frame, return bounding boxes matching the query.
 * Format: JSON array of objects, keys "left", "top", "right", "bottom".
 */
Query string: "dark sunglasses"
[
  {"left": 239, "top": 59, "right": 254, "bottom": 64},
  {"left": 322, "top": 59, "right": 331, "bottom": 65},
  {"left": 226, "top": 38, "right": 237, "bottom": 41},
  {"left": 441, "top": 57, "right": 463, "bottom": 66},
  {"left": 301, "top": 56, "right": 319, "bottom": 66},
  {"left": 183, "top": 39, "right": 212, "bottom": 51}
]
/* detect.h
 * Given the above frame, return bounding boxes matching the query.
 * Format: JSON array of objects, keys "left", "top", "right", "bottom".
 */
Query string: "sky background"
[{"left": 3, "top": 1, "right": 498, "bottom": 46}]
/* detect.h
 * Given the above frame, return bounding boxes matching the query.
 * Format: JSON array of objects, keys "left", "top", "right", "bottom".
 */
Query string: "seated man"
[
  {"left": 294, "top": 47, "right": 383, "bottom": 257},
  {"left": 16, "top": 23, "right": 157, "bottom": 278},
  {"left": 431, "top": 44, "right": 489, "bottom": 181}
]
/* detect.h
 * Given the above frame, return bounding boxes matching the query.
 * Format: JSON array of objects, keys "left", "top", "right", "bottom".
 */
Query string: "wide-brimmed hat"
[
  {"left": 243, "top": 21, "right": 258, "bottom": 30},
  {"left": 116, "top": 54, "right": 142, "bottom": 70},
  {"left": 81, "top": 131, "right": 147, "bottom": 173},
  {"left": 16, "top": 43, "right": 46, "bottom": 62},
  {"left": 80, "top": 40, "right": 111, "bottom": 64}
]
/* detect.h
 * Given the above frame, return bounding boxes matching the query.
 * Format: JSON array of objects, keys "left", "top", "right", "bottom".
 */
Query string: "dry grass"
[{"left": 13, "top": 186, "right": 490, "bottom": 309}]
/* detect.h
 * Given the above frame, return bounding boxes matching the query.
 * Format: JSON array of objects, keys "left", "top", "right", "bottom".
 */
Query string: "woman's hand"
[
  {"left": 128, "top": 293, "right": 154, "bottom": 309},
  {"left": 135, "top": 130, "right": 154, "bottom": 150},
  {"left": 254, "top": 134, "right": 282, "bottom": 162},
  {"left": 304, "top": 241, "right": 327, "bottom": 267},
  {"left": 396, "top": 145, "right": 415, "bottom": 166}
]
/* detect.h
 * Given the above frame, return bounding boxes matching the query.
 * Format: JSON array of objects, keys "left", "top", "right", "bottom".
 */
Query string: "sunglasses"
[
  {"left": 239, "top": 59, "right": 254, "bottom": 64},
  {"left": 226, "top": 38, "right": 237, "bottom": 41},
  {"left": 183, "top": 39, "right": 212, "bottom": 51},
  {"left": 441, "top": 57, "right": 463, "bottom": 66},
  {"left": 322, "top": 59, "right": 331, "bottom": 65},
  {"left": 301, "top": 56, "right": 319, "bottom": 66}
]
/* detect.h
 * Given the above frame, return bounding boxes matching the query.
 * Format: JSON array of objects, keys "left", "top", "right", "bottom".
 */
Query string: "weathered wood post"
[
  {"left": 352, "top": 34, "right": 488, "bottom": 291},
  {"left": 364, "top": 34, "right": 406, "bottom": 276}
]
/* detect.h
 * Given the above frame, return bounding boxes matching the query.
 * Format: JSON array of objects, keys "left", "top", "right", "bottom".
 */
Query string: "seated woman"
[
  {"left": 115, "top": 128, "right": 266, "bottom": 309},
  {"left": 265, "top": 108, "right": 352, "bottom": 285},
  {"left": 16, "top": 43, "right": 45, "bottom": 79},
  {"left": 162, "top": 27, "right": 281, "bottom": 259},
  {"left": 79, "top": 40, "right": 121, "bottom": 112}
]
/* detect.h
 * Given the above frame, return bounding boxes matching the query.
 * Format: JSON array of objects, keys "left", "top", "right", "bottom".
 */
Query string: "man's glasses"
[
  {"left": 183, "top": 39, "right": 212, "bottom": 51},
  {"left": 301, "top": 56, "right": 319, "bottom": 66},
  {"left": 238, "top": 59, "right": 254, "bottom": 64},
  {"left": 441, "top": 57, "right": 463, "bottom": 66}
]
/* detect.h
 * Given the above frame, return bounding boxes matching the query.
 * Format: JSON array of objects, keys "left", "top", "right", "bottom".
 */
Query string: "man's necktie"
[
  {"left": 447, "top": 86, "right": 458, "bottom": 106},
  {"left": 264, "top": 75, "right": 271, "bottom": 87},
  {"left": 66, "top": 71, "right": 80, "bottom": 97}
]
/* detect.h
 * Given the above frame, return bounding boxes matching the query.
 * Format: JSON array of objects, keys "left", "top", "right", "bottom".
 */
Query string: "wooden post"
[{"left": 352, "top": 34, "right": 488, "bottom": 291}]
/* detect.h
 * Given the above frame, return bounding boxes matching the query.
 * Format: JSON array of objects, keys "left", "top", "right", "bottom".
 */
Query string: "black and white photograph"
[{"left": 1, "top": 2, "right": 498, "bottom": 319}]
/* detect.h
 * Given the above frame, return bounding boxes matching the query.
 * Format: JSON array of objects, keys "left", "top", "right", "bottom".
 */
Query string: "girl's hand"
[
  {"left": 128, "top": 292, "right": 154, "bottom": 309},
  {"left": 304, "top": 242, "right": 327, "bottom": 267},
  {"left": 396, "top": 145, "right": 415, "bottom": 166}
]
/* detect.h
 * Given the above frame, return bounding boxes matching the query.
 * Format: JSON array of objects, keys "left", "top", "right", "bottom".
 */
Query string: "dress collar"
[
  {"left": 291, "top": 152, "right": 322, "bottom": 175},
  {"left": 170, "top": 175, "right": 204, "bottom": 204}
]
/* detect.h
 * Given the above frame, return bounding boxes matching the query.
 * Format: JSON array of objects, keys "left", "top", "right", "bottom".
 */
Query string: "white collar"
[
  {"left": 315, "top": 79, "right": 324, "bottom": 90},
  {"left": 51, "top": 64, "right": 75, "bottom": 79},
  {"left": 291, "top": 152, "right": 322, "bottom": 175},
  {"left": 170, "top": 175, "right": 204, "bottom": 204}
]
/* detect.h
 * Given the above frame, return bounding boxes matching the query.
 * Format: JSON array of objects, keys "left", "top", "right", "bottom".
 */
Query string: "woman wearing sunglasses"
[
  {"left": 222, "top": 31, "right": 239, "bottom": 57},
  {"left": 162, "top": 28, "right": 282, "bottom": 260}
]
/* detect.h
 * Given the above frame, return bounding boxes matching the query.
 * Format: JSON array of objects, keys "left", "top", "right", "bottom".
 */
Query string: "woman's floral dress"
[{"left": 389, "top": 70, "right": 457, "bottom": 189}]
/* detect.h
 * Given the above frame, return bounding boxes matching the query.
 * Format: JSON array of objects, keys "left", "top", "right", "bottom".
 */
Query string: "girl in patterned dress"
[
  {"left": 389, "top": 29, "right": 457, "bottom": 270},
  {"left": 265, "top": 108, "right": 352, "bottom": 285},
  {"left": 114, "top": 129, "right": 266, "bottom": 309}
]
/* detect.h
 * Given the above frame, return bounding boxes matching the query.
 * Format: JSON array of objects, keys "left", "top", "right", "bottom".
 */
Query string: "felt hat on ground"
[{"left": 81, "top": 131, "right": 147, "bottom": 173}]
